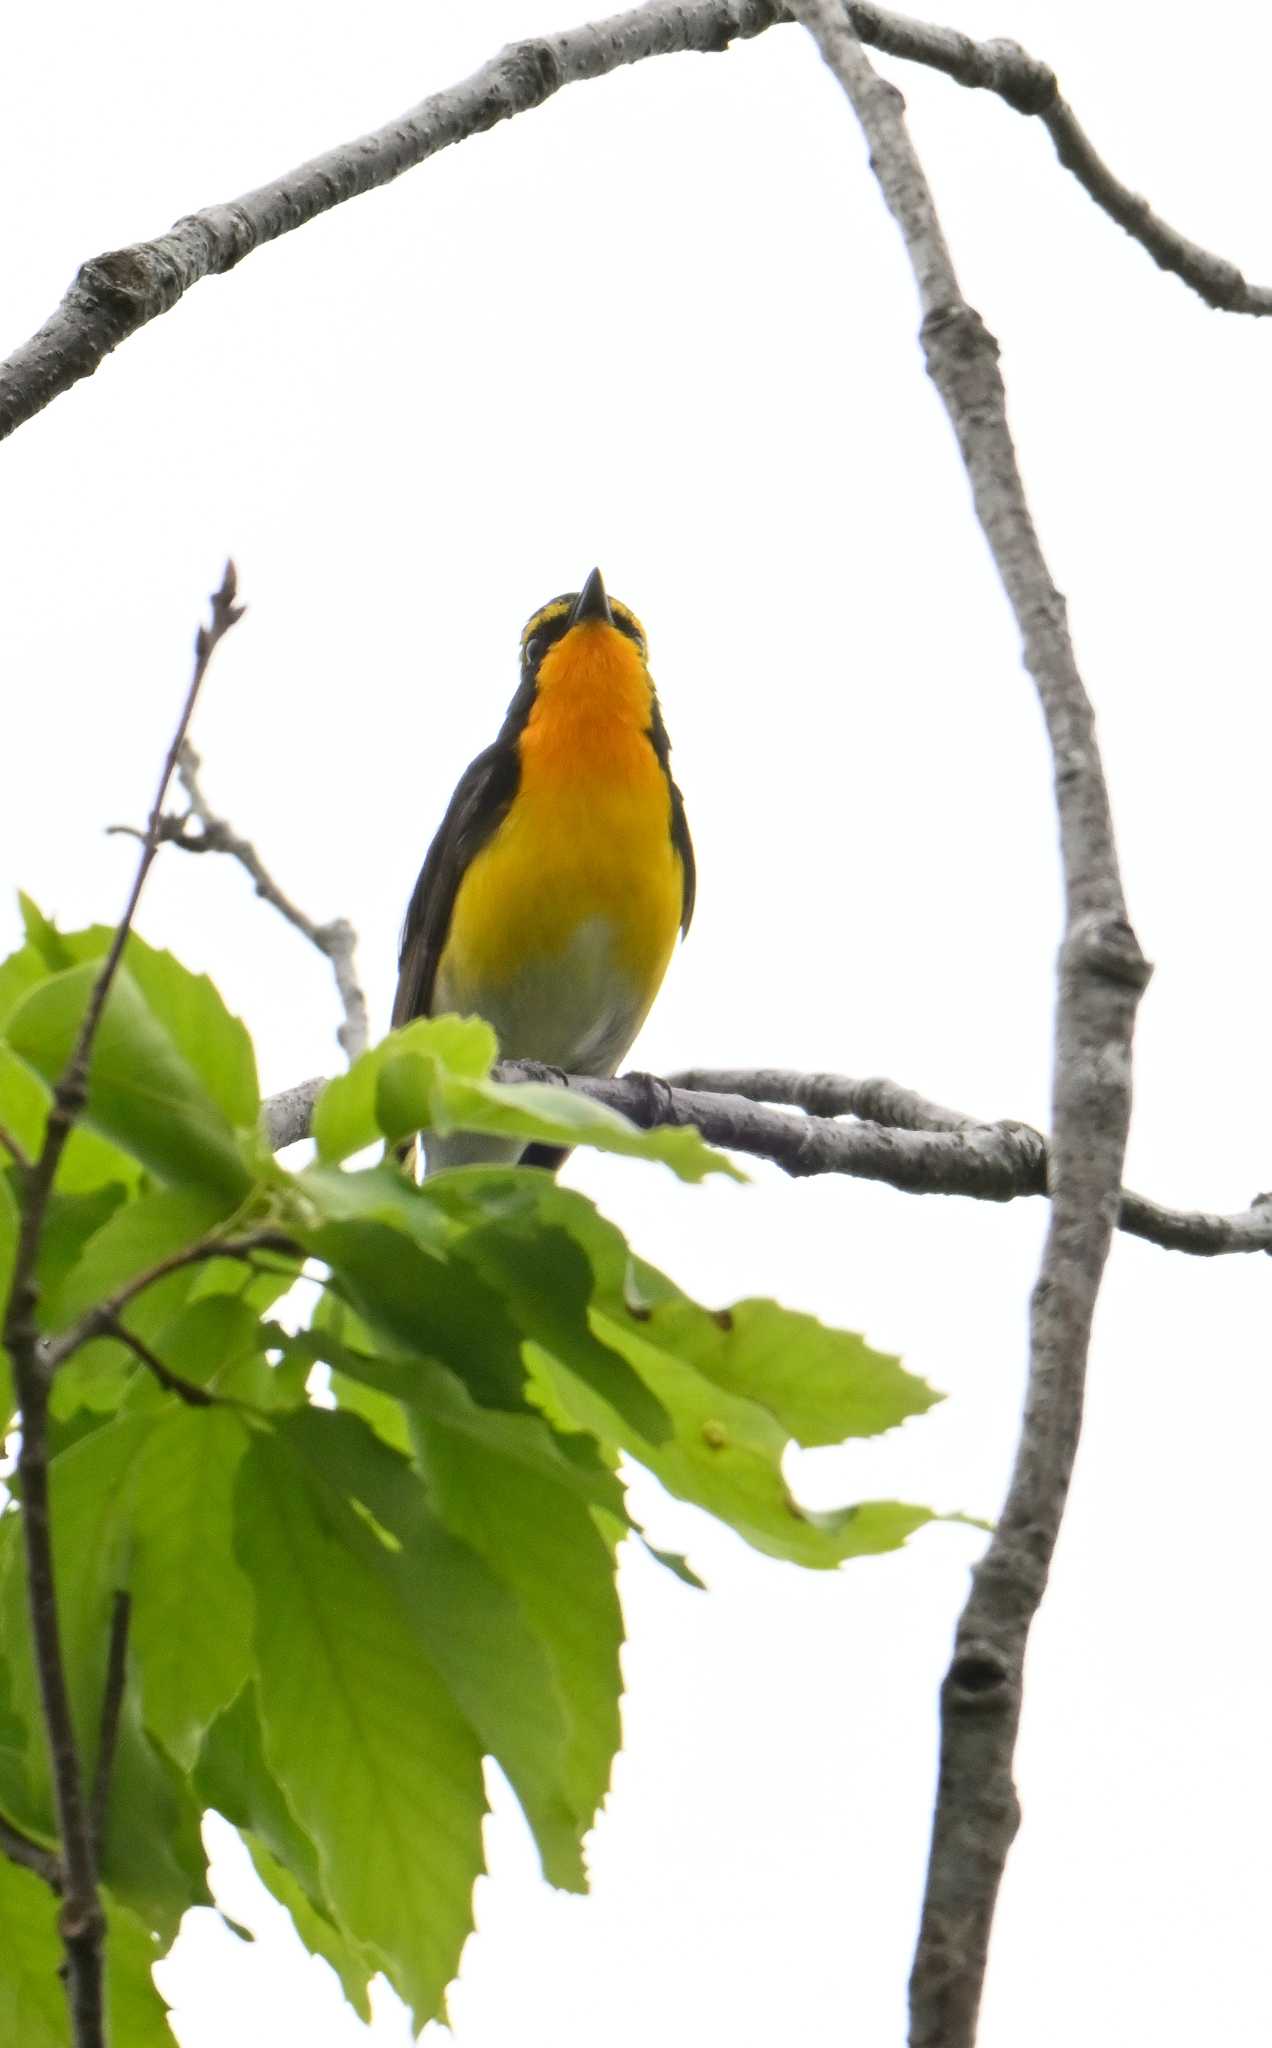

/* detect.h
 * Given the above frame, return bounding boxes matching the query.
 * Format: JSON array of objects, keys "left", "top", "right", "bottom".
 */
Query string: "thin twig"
[
  {"left": 3, "top": 0, "right": 1270, "bottom": 445},
  {"left": 0, "top": 564, "right": 244, "bottom": 2048},
  {"left": 89, "top": 1594, "right": 130, "bottom": 1855},
  {"left": 259, "top": 1066, "right": 1270, "bottom": 1259},
  {"left": 0, "top": 1121, "right": 34, "bottom": 1171},
  {"left": 44, "top": 1230, "right": 298, "bottom": 1374},
  {"left": 785, "top": 8, "right": 1153, "bottom": 2043},
  {"left": 0, "top": 1814, "right": 62, "bottom": 1891},
  {"left": 98, "top": 1316, "right": 216, "bottom": 1408},
  {"left": 111, "top": 740, "right": 369, "bottom": 1062},
  {"left": 671, "top": 1065, "right": 978, "bottom": 1131}
]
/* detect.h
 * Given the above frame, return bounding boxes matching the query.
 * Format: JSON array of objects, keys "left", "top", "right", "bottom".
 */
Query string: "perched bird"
[{"left": 393, "top": 568, "right": 694, "bottom": 1172}]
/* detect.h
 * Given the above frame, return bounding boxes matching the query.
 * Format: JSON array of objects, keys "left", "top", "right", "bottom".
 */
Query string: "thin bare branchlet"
[
  {"left": 96, "top": 1315, "right": 217, "bottom": 1408},
  {"left": 0, "top": 564, "right": 243, "bottom": 2048},
  {"left": 110, "top": 739, "right": 368, "bottom": 1062},
  {"left": 1, "top": 1, "right": 1269, "bottom": 444},
  {"left": 0, "top": 1815, "right": 62, "bottom": 1892},
  {"left": 44, "top": 1230, "right": 299, "bottom": 1374},
  {"left": 787, "top": 5, "right": 1150, "bottom": 2043}
]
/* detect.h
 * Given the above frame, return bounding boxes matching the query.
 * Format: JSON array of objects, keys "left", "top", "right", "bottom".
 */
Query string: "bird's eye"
[{"left": 524, "top": 634, "right": 545, "bottom": 669}]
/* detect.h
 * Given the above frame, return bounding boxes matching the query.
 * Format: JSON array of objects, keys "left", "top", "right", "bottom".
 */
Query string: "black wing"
[
  {"left": 648, "top": 693, "right": 695, "bottom": 935},
  {"left": 392, "top": 740, "right": 521, "bottom": 1028}
]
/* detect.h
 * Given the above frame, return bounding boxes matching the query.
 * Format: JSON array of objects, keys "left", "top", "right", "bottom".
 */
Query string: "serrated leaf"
[
  {"left": 234, "top": 1428, "right": 486, "bottom": 2028},
  {"left": 23, "top": 920, "right": 260, "bottom": 1128},
  {"left": 196, "top": 1684, "right": 332, "bottom": 1919},
  {"left": 454, "top": 1222, "right": 669, "bottom": 1445},
  {"left": 244, "top": 1834, "right": 374, "bottom": 2022},
  {"left": 303, "top": 1328, "right": 627, "bottom": 1518},
  {"left": 423, "top": 1171, "right": 938, "bottom": 1566},
  {"left": 613, "top": 1287, "right": 938, "bottom": 1446},
  {"left": 417, "top": 1409, "right": 623, "bottom": 1846},
  {"left": 303, "top": 1216, "right": 527, "bottom": 1410},
  {"left": 7, "top": 963, "right": 251, "bottom": 1202},
  {"left": 312, "top": 1015, "right": 497, "bottom": 1164},
  {"left": 279, "top": 1407, "right": 589, "bottom": 1890},
  {"left": 130, "top": 1406, "right": 254, "bottom": 1766},
  {"left": 17, "top": 896, "right": 73, "bottom": 972}
]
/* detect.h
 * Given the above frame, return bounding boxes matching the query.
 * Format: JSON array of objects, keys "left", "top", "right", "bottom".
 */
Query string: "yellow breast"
[{"left": 439, "top": 623, "right": 684, "bottom": 1060}]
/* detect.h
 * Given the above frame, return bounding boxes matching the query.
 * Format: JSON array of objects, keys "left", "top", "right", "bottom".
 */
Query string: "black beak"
[{"left": 569, "top": 567, "right": 613, "bottom": 628}]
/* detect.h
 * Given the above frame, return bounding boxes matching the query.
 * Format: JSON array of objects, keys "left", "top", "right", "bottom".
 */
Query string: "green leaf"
[
  {"left": 416, "top": 1407, "right": 623, "bottom": 1847},
  {"left": 633, "top": 1535, "right": 707, "bottom": 1591},
  {"left": 459, "top": 1220, "right": 669, "bottom": 1445},
  {"left": 279, "top": 1407, "right": 589, "bottom": 1890},
  {"left": 426, "top": 1171, "right": 938, "bottom": 1566},
  {"left": 0, "top": 1174, "right": 18, "bottom": 1423},
  {"left": 0, "top": 1861, "right": 173, "bottom": 2047},
  {"left": 311, "top": 1014, "right": 738, "bottom": 1180},
  {"left": 313, "top": 1015, "right": 497, "bottom": 1163},
  {"left": 0, "top": 1853, "right": 64, "bottom": 2048},
  {"left": 7, "top": 963, "right": 251, "bottom": 1202},
  {"left": 100, "top": 1689, "right": 212, "bottom": 1940},
  {"left": 244, "top": 1835, "right": 374, "bottom": 2022},
  {"left": 197, "top": 1681, "right": 388, "bottom": 2011},
  {"left": 130, "top": 1405, "right": 255, "bottom": 1767},
  {"left": 112, "top": 935, "right": 259, "bottom": 1129},
  {"left": 303, "top": 1216, "right": 528, "bottom": 1410},
  {"left": 401, "top": 1052, "right": 739, "bottom": 1180},
  {"left": 234, "top": 1428, "right": 486, "bottom": 2028},
  {"left": 51, "top": 1186, "right": 229, "bottom": 1332},
  {"left": 17, "top": 896, "right": 73, "bottom": 972},
  {"left": 32, "top": 1184, "right": 128, "bottom": 1329},
  {"left": 610, "top": 1287, "right": 938, "bottom": 1446},
  {"left": 20, "top": 919, "right": 260, "bottom": 1128},
  {"left": 306, "top": 1329, "right": 627, "bottom": 1518},
  {"left": 104, "top": 1893, "right": 174, "bottom": 2047},
  {"left": 301, "top": 1173, "right": 668, "bottom": 1443},
  {"left": 196, "top": 1683, "right": 330, "bottom": 1912}
]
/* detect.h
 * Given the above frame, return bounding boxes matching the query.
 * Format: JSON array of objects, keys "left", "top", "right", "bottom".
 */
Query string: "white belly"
[{"left": 433, "top": 914, "right": 645, "bottom": 1078}]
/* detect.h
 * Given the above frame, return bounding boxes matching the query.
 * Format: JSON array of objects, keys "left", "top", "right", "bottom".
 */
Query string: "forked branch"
[
  {"left": 788, "top": 5, "right": 1151, "bottom": 2044},
  {"left": 0, "top": 564, "right": 243, "bottom": 2048},
  {"left": 1, "top": 1, "right": 1269, "bottom": 443}
]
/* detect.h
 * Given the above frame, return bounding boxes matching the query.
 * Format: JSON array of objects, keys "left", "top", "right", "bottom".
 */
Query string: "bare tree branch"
[
  {"left": 0, "top": 1, "right": 784, "bottom": 442},
  {"left": 2, "top": 0, "right": 1269, "bottom": 444},
  {"left": 111, "top": 740, "right": 368, "bottom": 1062},
  {"left": 0, "top": 564, "right": 243, "bottom": 2048},
  {"left": 671, "top": 1064, "right": 978, "bottom": 1131},
  {"left": 786, "top": 7, "right": 1151, "bottom": 2043},
  {"left": 846, "top": 4, "right": 1272, "bottom": 312},
  {"left": 260, "top": 1064, "right": 1270, "bottom": 1259},
  {"left": 89, "top": 1595, "right": 130, "bottom": 1855}
]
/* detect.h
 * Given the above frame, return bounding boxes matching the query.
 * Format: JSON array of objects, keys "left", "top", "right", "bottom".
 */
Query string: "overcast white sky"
[{"left": 4, "top": 2, "right": 1272, "bottom": 2042}]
